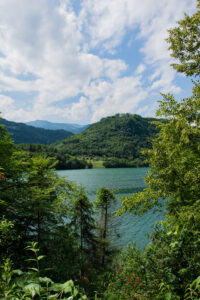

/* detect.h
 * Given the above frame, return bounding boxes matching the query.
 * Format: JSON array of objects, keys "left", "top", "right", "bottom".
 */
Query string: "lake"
[{"left": 57, "top": 167, "right": 164, "bottom": 249}]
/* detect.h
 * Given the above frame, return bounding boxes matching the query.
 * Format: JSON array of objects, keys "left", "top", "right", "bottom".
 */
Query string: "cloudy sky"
[{"left": 0, "top": 0, "right": 196, "bottom": 124}]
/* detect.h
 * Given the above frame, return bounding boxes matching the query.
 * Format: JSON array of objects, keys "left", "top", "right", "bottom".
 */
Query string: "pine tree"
[
  {"left": 95, "top": 187, "right": 117, "bottom": 268},
  {"left": 70, "top": 187, "right": 97, "bottom": 276}
]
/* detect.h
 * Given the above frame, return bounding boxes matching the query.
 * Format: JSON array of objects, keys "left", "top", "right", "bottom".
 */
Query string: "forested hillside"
[
  {"left": 4, "top": 114, "right": 160, "bottom": 168},
  {"left": 1, "top": 118, "right": 73, "bottom": 144},
  {"left": 55, "top": 114, "right": 159, "bottom": 166},
  {"left": 17, "top": 143, "right": 92, "bottom": 170}
]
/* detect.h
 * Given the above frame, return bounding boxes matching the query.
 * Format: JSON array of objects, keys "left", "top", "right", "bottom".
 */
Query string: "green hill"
[
  {"left": 1, "top": 118, "right": 73, "bottom": 144},
  {"left": 55, "top": 113, "right": 160, "bottom": 167}
]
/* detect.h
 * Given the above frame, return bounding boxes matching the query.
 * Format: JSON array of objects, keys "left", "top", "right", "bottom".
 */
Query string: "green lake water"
[{"left": 57, "top": 167, "right": 164, "bottom": 249}]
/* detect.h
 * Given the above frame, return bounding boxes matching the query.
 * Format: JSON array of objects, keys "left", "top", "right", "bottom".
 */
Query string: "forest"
[
  {"left": 0, "top": 1, "right": 200, "bottom": 299},
  {"left": 11, "top": 114, "right": 161, "bottom": 170},
  {"left": 16, "top": 144, "right": 93, "bottom": 170},
  {"left": 3, "top": 114, "right": 160, "bottom": 169},
  {"left": 1, "top": 118, "right": 73, "bottom": 144},
  {"left": 54, "top": 114, "right": 159, "bottom": 168}
]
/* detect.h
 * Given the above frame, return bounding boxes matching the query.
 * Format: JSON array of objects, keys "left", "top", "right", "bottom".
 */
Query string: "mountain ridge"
[
  {"left": 26, "top": 120, "right": 90, "bottom": 134},
  {"left": 1, "top": 118, "right": 73, "bottom": 144}
]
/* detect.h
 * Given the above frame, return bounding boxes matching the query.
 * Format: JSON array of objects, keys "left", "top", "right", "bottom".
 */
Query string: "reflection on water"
[{"left": 57, "top": 167, "right": 164, "bottom": 249}]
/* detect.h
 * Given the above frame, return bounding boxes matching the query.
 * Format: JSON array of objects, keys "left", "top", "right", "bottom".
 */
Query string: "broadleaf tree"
[
  {"left": 167, "top": 0, "right": 200, "bottom": 77},
  {"left": 113, "top": 1, "right": 200, "bottom": 298}
]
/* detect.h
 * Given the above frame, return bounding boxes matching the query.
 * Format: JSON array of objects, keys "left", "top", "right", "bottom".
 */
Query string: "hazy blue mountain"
[
  {"left": 1, "top": 118, "right": 73, "bottom": 144},
  {"left": 26, "top": 120, "right": 90, "bottom": 134}
]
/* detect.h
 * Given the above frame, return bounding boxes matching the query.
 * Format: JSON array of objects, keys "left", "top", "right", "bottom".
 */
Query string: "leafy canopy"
[
  {"left": 167, "top": 0, "right": 200, "bottom": 76},
  {"left": 117, "top": 0, "right": 200, "bottom": 218},
  {"left": 118, "top": 84, "right": 200, "bottom": 216}
]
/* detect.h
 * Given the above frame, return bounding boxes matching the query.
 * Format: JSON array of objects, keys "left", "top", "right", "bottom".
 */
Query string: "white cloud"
[
  {"left": 83, "top": 76, "right": 148, "bottom": 123},
  {"left": 0, "top": 94, "right": 14, "bottom": 110},
  {"left": 136, "top": 64, "right": 146, "bottom": 75},
  {"left": 0, "top": 94, "right": 30, "bottom": 121},
  {"left": 64, "top": 96, "right": 90, "bottom": 122},
  {"left": 0, "top": 0, "right": 196, "bottom": 123}
]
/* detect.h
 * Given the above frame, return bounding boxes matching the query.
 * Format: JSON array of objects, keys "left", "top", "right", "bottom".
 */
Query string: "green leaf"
[
  {"left": 12, "top": 269, "right": 24, "bottom": 275},
  {"left": 37, "top": 255, "right": 45, "bottom": 261},
  {"left": 39, "top": 276, "right": 53, "bottom": 284},
  {"left": 47, "top": 294, "right": 59, "bottom": 299},
  {"left": 73, "top": 287, "right": 79, "bottom": 297},
  {"left": 24, "top": 283, "right": 40, "bottom": 297},
  {"left": 28, "top": 267, "right": 38, "bottom": 272},
  {"left": 165, "top": 292, "right": 172, "bottom": 300},
  {"left": 61, "top": 280, "right": 74, "bottom": 293}
]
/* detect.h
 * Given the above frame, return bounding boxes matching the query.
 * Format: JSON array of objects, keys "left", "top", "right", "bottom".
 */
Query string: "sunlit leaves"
[{"left": 167, "top": 1, "right": 200, "bottom": 77}]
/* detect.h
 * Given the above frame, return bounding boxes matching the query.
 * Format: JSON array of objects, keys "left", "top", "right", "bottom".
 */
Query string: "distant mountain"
[
  {"left": 1, "top": 118, "right": 73, "bottom": 144},
  {"left": 55, "top": 113, "right": 160, "bottom": 161},
  {"left": 26, "top": 120, "right": 90, "bottom": 134}
]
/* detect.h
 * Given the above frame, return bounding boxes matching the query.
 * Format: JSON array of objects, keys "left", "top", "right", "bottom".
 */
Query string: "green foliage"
[
  {"left": 105, "top": 218, "right": 200, "bottom": 299},
  {"left": 55, "top": 114, "right": 159, "bottom": 165},
  {"left": 105, "top": 245, "right": 148, "bottom": 299},
  {"left": 118, "top": 85, "right": 200, "bottom": 216},
  {"left": 95, "top": 188, "right": 116, "bottom": 211},
  {"left": 70, "top": 187, "right": 98, "bottom": 276},
  {"left": 184, "top": 276, "right": 200, "bottom": 299},
  {"left": 167, "top": 0, "right": 200, "bottom": 76},
  {"left": 1, "top": 118, "right": 73, "bottom": 144},
  {"left": 103, "top": 157, "right": 147, "bottom": 168},
  {"left": 0, "top": 242, "right": 87, "bottom": 300},
  {"left": 144, "top": 217, "right": 200, "bottom": 297},
  {"left": 0, "top": 122, "right": 15, "bottom": 177},
  {"left": 95, "top": 188, "right": 118, "bottom": 269},
  {"left": 0, "top": 119, "right": 121, "bottom": 296},
  {"left": 0, "top": 218, "right": 17, "bottom": 257},
  {"left": 17, "top": 143, "right": 92, "bottom": 170},
  {"left": 110, "top": 2, "right": 200, "bottom": 299},
  {"left": 0, "top": 120, "right": 83, "bottom": 280}
]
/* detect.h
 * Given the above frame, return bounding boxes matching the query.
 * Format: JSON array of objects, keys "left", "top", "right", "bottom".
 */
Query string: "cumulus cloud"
[
  {"left": 0, "top": 0, "right": 196, "bottom": 123},
  {"left": 135, "top": 64, "right": 146, "bottom": 75}
]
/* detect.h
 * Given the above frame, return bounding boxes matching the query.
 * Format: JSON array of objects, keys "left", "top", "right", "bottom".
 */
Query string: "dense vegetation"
[
  {"left": 3, "top": 115, "right": 160, "bottom": 169},
  {"left": 105, "top": 2, "right": 200, "bottom": 299},
  {"left": 55, "top": 114, "right": 159, "bottom": 167},
  {"left": 17, "top": 143, "right": 92, "bottom": 170},
  {"left": 16, "top": 114, "right": 159, "bottom": 169},
  {"left": 1, "top": 118, "right": 73, "bottom": 144},
  {"left": 0, "top": 120, "right": 118, "bottom": 298},
  {"left": 0, "top": 1, "right": 200, "bottom": 299}
]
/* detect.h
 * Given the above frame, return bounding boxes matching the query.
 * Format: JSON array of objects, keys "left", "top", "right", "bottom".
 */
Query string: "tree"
[
  {"left": 0, "top": 120, "right": 80, "bottom": 281},
  {"left": 70, "top": 187, "right": 97, "bottom": 277},
  {"left": 118, "top": 85, "right": 200, "bottom": 217},
  {"left": 0, "top": 121, "right": 15, "bottom": 180},
  {"left": 95, "top": 187, "right": 117, "bottom": 268},
  {"left": 118, "top": 0, "right": 200, "bottom": 217},
  {"left": 0, "top": 121, "right": 20, "bottom": 259},
  {"left": 167, "top": 0, "right": 200, "bottom": 76},
  {"left": 113, "top": 1, "right": 200, "bottom": 298}
]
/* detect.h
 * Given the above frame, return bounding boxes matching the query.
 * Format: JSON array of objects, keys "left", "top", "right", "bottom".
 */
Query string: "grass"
[{"left": 87, "top": 159, "right": 105, "bottom": 169}]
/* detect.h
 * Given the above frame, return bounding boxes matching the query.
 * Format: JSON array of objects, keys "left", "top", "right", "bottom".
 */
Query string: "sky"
[{"left": 0, "top": 0, "right": 197, "bottom": 125}]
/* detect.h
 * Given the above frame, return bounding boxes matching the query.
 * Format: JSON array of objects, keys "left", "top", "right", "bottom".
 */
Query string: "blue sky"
[{"left": 0, "top": 0, "right": 196, "bottom": 124}]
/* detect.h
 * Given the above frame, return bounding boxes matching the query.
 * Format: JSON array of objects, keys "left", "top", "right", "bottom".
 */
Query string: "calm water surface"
[{"left": 57, "top": 168, "right": 164, "bottom": 249}]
